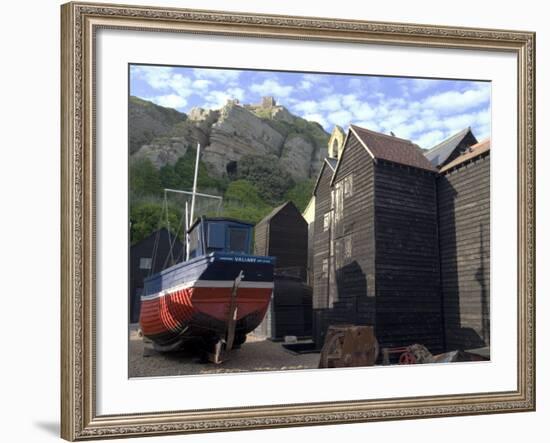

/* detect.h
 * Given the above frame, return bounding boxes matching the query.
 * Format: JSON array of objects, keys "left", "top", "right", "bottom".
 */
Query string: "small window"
[
  {"left": 344, "top": 175, "right": 353, "bottom": 197},
  {"left": 323, "top": 212, "right": 331, "bottom": 231},
  {"left": 228, "top": 227, "right": 249, "bottom": 253},
  {"left": 207, "top": 222, "right": 225, "bottom": 249},
  {"left": 322, "top": 258, "right": 329, "bottom": 278},
  {"left": 344, "top": 236, "right": 352, "bottom": 259},
  {"left": 139, "top": 257, "right": 152, "bottom": 270}
]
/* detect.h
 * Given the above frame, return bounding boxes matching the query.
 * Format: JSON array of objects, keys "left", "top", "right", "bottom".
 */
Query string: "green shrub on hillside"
[
  {"left": 129, "top": 158, "right": 162, "bottom": 198},
  {"left": 285, "top": 179, "right": 315, "bottom": 212},
  {"left": 130, "top": 200, "right": 182, "bottom": 245},
  {"left": 236, "top": 154, "right": 295, "bottom": 205}
]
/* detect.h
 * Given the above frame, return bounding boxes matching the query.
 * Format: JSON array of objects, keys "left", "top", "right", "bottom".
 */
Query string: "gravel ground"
[{"left": 128, "top": 324, "right": 320, "bottom": 377}]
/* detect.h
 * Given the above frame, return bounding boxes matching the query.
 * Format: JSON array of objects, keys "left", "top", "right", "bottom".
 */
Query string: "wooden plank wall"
[
  {"left": 331, "top": 134, "right": 376, "bottom": 325},
  {"left": 374, "top": 161, "right": 444, "bottom": 353},
  {"left": 268, "top": 204, "right": 308, "bottom": 278},
  {"left": 254, "top": 217, "right": 269, "bottom": 257},
  {"left": 312, "top": 165, "right": 334, "bottom": 345},
  {"left": 437, "top": 153, "right": 490, "bottom": 351},
  {"left": 312, "top": 133, "right": 376, "bottom": 347}
]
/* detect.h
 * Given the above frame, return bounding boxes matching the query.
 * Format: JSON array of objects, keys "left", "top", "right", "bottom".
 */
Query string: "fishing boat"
[{"left": 138, "top": 145, "right": 275, "bottom": 359}]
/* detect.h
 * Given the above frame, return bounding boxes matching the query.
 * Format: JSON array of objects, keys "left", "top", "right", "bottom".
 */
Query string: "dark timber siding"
[
  {"left": 254, "top": 202, "right": 308, "bottom": 279},
  {"left": 374, "top": 162, "right": 443, "bottom": 353},
  {"left": 312, "top": 164, "right": 334, "bottom": 344},
  {"left": 437, "top": 153, "right": 490, "bottom": 351},
  {"left": 313, "top": 132, "right": 376, "bottom": 347},
  {"left": 129, "top": 229, "right": 183, "bottom": 323}
]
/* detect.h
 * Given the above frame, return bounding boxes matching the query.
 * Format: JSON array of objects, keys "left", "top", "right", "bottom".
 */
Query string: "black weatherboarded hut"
[
  {"left": 312, "top": 124, "right": 491, "bottom": 355},
  {"left": 437, "top": 140, "right": 491, "bottom": 351},
  {"left": 314, "top": 126, "right": 445, "bottom": 352},
  {"left": 254, "top": 201, "right": 312, "bottom": 339},
  {"left": 129, "top": 228, "right": 183, "bottom": 323},
  {"left": 254, "top": 201, "right": 308, "bottom": 280}
]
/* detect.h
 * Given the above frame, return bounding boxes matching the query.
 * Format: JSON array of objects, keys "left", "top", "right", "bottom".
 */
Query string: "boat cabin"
[{"left": 187, "top": 217, "right": 254, "bottom": 258}]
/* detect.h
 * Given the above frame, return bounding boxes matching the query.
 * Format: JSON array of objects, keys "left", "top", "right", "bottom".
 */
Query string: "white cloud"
[
  {"left": 193, "top": 68, "right": 240, "bottom": 83},
  {"left": 205, "top": 87, "right": 245, "bottom": 108},
  {"left": 192, "top": 79, "right": 212, "bottom": 90},
  {"left": 147, "top": 94, "right": 187, "bottom": 109},
  {"left": 327, "top": 110, "right": 353, "bottom": 126},
  {"left": 132, "top": 66, "right": 194, "bottom": 93},
  {"left": 299, "top": 80, "right": 313, "bottom": 90},
  {"left": 250, "top": 79, "right": 294, "bottom": 98},
  {"left": 303, "top": 113, "right": 327, "bottom": 128},
  {"left": 422, "top": 85, "right": 490, "bottom": 113},
  {"left": 293, "top": 100, "right": 318, "bottom": 114},
  {"left": 411, "top": 78, "right": 438, "bottom": 93},
  {"left": 319, "top": 95, "right": 342, "bottom": 111},
  {"left": 414, "top": 130, "right": 446, "bottom": 149}
]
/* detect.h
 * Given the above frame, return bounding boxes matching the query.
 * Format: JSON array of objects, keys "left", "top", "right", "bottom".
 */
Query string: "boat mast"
[
  {"left": 187, "top": 143, "right": 201, "bottom": 261},
  {"left": 185, "top": 201, "right": 190, "bottom": 261},
  {"left": 189, "top": 143, "right": 201, "bottom": 230}
]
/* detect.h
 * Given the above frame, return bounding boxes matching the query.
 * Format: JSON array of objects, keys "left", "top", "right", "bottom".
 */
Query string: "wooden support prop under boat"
[{"left": 207, "top": 270, "right": 244, "bottom": 364}]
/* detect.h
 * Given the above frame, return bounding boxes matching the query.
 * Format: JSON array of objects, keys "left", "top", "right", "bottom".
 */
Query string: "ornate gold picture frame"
[{"left": 61, "top": 1, "right": 535, "bottom": 440}]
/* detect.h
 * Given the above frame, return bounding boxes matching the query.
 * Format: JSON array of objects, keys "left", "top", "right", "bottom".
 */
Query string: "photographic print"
[
  {"left": 61, "top": 3, "right": 535, "bottom": 439},
  {"left": 128, "top": 64, "right": 491, "bottom": 377}
]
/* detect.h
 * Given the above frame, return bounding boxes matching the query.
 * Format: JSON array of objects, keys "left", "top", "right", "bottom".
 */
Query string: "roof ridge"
[
  {"left": 426, "top": 127, "right": 470, "bottom": 153},
  {"left": 350, "top": 124, "right": 415, "bottom": 145}
]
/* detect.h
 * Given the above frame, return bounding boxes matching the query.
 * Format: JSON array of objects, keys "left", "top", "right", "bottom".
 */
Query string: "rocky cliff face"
[{"left": 130, "top": 96, "right": 329, "bottom": 180}]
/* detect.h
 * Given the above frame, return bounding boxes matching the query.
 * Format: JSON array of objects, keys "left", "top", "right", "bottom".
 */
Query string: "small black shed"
[
  {"left": 254, "top": 201, "right": 312, "bottom": 339},
  {"left": 129, "top": 228, "right": 184, "bottom": 323},
  {"left": 254, "top": 201, "right": 308, "bottom": 280}
]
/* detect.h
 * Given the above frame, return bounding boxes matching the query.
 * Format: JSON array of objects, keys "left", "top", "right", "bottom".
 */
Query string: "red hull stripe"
[
  {"left": 139, "top": 286, "right": 272, "bottom": 337},
  {"left": 141, "top": 280, "right": 274, "bottom": 301}
]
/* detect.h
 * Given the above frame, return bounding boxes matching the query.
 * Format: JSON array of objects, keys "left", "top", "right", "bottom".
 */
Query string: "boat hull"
[{"left": 139, "top": 253, "right": 275, "bottom": 346}]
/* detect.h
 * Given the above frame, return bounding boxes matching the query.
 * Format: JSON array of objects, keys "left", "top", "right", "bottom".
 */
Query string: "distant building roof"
[
  {"left": 424, "top": 127, "right": 478, "bottom": 168},
  {"left": 188, "top": 217, "right": 253, "bottom": 232},
  {"left": 256, "top": 201, "right": 302, "bottom": 226},
  {"left": 349, "top": 125, "right": 437, "bottom": 172},
  {"left": 302, "top": 196, "right": 315, "bottom": 224},
  {"left": 439, "top": 138, "right": 490, "bottom": 173}
]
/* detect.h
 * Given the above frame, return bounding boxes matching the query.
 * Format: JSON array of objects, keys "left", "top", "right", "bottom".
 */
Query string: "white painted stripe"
[{"left": 140, "top": 280, "right": 274, "bottom": 301}]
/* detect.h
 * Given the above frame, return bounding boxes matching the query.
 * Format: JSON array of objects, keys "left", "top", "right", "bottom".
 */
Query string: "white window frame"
[
  {"left": 323, "top": 212, "right": 331, "bottom": 231},
  {"left": 344, "top": 174, "right": 353, "bottom": 197},
  {"left": 139, "top": 257, "right": 152, "bottom": 270},
  {"left": 321, "top": 258, "right": 329, "bottom": 278}
]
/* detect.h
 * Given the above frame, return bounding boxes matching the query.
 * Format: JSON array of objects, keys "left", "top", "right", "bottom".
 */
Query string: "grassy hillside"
[{"left": 130, "top": 151, "right": 314, "bottom": 244}]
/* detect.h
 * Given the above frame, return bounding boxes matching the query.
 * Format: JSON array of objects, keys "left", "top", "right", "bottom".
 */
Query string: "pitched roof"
[
  {"left": 312, "top": 157, "right": 338, "bottom": 196},
  {"left": 349, "top": 125, "right": 437, "bottom": 172},
  {"left": 439, "top": 138, "right": 490, "bottom": 173},
  {"left": 424, "top": 127, "right": 477, "bottom": 167},
  {"left": 256, "top": 201, "right": 302, "bottom": 226}
]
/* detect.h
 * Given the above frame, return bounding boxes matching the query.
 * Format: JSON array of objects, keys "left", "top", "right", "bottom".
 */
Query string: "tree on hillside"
[{"left": 236, "top": 154, "right": 295, "bottom": 204}]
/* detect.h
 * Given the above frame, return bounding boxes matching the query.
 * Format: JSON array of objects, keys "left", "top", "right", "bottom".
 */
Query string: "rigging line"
[
  {"left": 164, "top": 189, "right": 176, "bottom": 266},
  {"left": 162, "top": 203, "right": 187, "bottom": 269}
]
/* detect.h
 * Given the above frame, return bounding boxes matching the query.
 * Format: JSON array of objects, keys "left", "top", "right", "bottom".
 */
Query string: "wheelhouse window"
[
  {"left": 228, "top": 227, "right": 249, "bottom": 254},
  {"left": 206, "top": 222, "right": 225, "bottom": 251}
]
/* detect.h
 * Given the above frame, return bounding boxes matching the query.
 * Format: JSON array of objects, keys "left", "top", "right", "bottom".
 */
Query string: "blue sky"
[{"left": 130, "top": 64, "right": 490, "bottom": 150}]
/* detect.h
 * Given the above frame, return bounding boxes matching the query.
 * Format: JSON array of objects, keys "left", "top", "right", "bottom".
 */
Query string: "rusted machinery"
[
  {"left": 318, "top": 325, "right": 379, "bottom": 368},
  {"left": 382, "top": 344, "right": 489, "bottom": 365}
]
